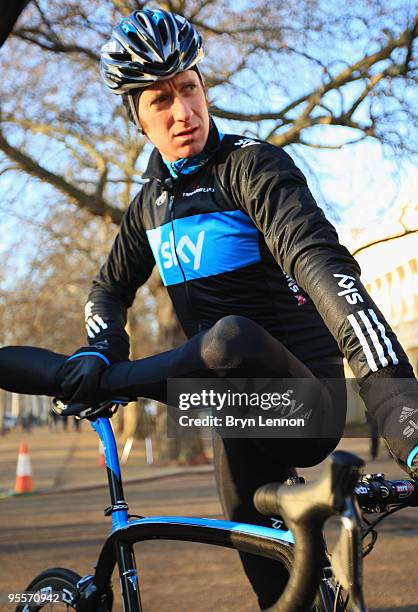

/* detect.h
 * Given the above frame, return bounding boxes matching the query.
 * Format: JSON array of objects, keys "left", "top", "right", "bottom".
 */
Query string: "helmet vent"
[
  {"left": 100, "top": 9, "right": 204, "bottom": 94},
  {"left": 157, "top": 21, "right": 169, "bottom": 46},
  {"left": 136, "top": 12, "right": 148, "bottom": 29},
  {"left": 178, "top": 24, "right": 187, "bottom": 42}
]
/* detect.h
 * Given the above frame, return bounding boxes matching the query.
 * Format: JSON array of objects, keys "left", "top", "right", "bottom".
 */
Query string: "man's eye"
[
  {"left": 152, "top": 95, "right": 167, "bottom": 105},
  {"left": 180, "top": 83, "right": 196, "bottom": 94}
]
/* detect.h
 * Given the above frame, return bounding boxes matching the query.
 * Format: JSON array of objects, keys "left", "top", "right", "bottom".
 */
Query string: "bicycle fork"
[{"left": 117, "top": 541, "right": 142, "bottom": 612}]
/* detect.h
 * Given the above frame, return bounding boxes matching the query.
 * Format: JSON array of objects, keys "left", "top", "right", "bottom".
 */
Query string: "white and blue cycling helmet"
[
  {"left": 100, "top": 9, "right": 204, "bottom": 129},
  {"left": 100, "top": 9, "right": 204, "bottom": 94}
]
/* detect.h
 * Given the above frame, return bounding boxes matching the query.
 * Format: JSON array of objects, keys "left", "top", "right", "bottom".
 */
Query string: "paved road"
[
  {"left": 1, "top": 424, "right": 208, "bottom": 494},
  {"left": 0, "top": 439, "right": 417, "bottom": 611}
]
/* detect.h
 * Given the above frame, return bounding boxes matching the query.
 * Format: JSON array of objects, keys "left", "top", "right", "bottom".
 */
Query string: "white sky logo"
[
  {"left": 285, "top": 273, "right": 300, "bottom": 293},
  {"left": 333, "top": 273, "right": 364, "bottom": 304},
  {"left": 161, "top": 230, "right": 205, "bottom": 270}
]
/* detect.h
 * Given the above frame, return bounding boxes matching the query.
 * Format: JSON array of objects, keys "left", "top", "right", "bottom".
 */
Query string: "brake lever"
[{"left": 331, "top": 496, "right": 367, "bottom": 612}]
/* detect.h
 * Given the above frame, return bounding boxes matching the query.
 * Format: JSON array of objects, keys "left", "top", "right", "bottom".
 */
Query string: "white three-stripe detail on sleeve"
[
  {"left": 347, "top": 309, "right": 399, "bottom": 372},
  {"left": 357, "top": 310, "right": 389, "bottom": 367},
  {"left": 367, "top": 309, "right": 398, "bottom": 365},
  {"left": 347, "top": 313, "right": 378, "bottom": 372}
]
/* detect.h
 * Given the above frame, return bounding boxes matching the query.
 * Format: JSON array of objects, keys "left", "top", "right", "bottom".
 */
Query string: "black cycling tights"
[{"left": 0, "top": 315, "right": 346, "bottom": 610}]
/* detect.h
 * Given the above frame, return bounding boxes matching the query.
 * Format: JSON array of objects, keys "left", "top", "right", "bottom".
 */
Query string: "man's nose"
[{"left": 172, "top": 95, "right": 193, "bottom": 122}]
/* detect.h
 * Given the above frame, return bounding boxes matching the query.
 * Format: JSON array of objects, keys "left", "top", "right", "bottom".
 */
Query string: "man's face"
[{"left": 137, "top": 70, "right": 210, "bottom": 162}]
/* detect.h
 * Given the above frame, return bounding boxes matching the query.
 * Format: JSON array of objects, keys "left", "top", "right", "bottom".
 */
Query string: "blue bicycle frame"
[{"left": 86, "top": 417, "right": 297, "bottom": 612}]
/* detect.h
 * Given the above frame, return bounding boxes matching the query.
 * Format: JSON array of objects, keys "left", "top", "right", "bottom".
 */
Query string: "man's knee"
[{"left": 201, "top": 315, "right": 263, "bottom": 370}]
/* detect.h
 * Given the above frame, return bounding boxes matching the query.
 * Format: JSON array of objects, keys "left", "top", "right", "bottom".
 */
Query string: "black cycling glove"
[
  {"left": 360, "top": 367, "right": 418, "bottom": 478},
  {"left": 58, "top": 341, "right": 122, "bottom": 404}
]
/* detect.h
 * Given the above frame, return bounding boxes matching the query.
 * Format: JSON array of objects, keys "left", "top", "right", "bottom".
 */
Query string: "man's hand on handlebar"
[
  {"left": 360, "top": 372, "right": 418, "bottom": 480},
  {"left": 58, "top": 341, "right": 123, "bottom": 405}
]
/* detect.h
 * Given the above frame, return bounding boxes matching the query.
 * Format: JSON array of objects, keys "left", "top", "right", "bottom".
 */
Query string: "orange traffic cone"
[
  {"left": 15, "top": 440, "right": 33, "bottom": 494},
  {"left": 98, "top": 441, "right": 106, "bottom": 467}
]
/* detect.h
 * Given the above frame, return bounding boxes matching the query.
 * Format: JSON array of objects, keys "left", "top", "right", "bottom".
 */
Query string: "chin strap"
[{"left": 126, "top": 92, "right": 143, "bottom": 133}]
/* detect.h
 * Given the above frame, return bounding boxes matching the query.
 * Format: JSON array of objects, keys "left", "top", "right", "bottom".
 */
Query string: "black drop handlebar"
[
  {"left": 354, "top": 472, "right": 418, "bottom": 511},
  {"left": 254, "top": 453, "right": 418, "bottom": 612},
  {"left": 255, "top": 450, "right": 365, "bottom": 612}
]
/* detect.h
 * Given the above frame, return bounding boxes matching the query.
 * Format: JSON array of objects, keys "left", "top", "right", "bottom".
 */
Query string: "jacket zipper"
[{"left": 166, "top": 183, "right": 195, "bottom": 320}]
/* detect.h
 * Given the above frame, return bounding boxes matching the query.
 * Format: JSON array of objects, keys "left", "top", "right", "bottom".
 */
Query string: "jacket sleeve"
[
  {"left": 225, "top": 142, "right": 414, "bottom": 385},
  {"left": 85, "top": 191, "right": 155, "bottom": 360}
]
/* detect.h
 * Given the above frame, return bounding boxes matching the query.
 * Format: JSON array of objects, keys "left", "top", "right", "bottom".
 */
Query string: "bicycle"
[{"left": 15, "top": 399, "right": 418, "bottom": 612}]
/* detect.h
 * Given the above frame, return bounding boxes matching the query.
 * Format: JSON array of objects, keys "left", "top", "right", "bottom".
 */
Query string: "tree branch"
[
  {"left": 2, "top": 115, "right": 145, "bottom": 193},
  {"left": 209, "top": 105, "right": 286, "bottom": 123},
  {"left": 4, "top": 117, "right": 108, "bottom": 171},
  {"left": 0, "top": 129, "right": 123, "bottom": 224},
  {"left": 12, "top": 27, "right": 101, "bottom": 61},
  {"left": 267, "top": 18, "right": 418, "bottom": 145},
  {"left": 188, "top": 0, "right": 216, "bottom": 21},
  {"left": 352, "top": 229, "right": 417, "bottom": 256},
  {"left": 298, "top": 134, "right": 369, "bottom": 149},
  {"left": 0, "top": 203, "right": 95, "bottom": 257},
  {"left": 0, "top": 164, "right": 19, "bottom": 177}
]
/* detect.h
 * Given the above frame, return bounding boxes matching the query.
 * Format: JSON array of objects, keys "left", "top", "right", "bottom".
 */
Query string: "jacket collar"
[{"left": 142, "top": 117, "right": 221, "bottom": 181}]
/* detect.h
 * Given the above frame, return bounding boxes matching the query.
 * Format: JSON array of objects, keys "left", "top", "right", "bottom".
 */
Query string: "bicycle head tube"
[{"left": 91, "top": 417, "right": 129, "bottom": 531}]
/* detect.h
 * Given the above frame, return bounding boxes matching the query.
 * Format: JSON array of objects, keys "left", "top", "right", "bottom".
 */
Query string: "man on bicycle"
[{"left": 54, "top": 9, "right": 418, "bottom": 610}]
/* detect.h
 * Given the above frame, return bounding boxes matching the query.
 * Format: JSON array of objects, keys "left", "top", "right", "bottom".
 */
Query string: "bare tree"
[
  {"left": 2, "top": 0, "right": 416, "bottom": 215},
  {"left": 0, "top": 208, "right": 117, "bottom": 349}
]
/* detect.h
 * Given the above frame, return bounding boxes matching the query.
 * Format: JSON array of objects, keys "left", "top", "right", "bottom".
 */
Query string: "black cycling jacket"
[{"left": 86, "top": 123, "right": 412, "bottom": 385}]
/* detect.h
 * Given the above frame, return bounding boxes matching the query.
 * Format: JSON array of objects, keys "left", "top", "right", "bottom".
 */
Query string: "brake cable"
[{"left": 360, "top": 504, "right": 407, "bottom": 557}]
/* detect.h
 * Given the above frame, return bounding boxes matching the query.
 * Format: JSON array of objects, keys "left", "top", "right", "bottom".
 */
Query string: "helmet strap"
[{"left": 126, "top": 93, "right": 144, "bottom": 134}]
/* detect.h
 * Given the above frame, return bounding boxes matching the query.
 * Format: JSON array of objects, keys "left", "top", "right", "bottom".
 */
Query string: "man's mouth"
[{"left": 175, "top": 126, "right": 198, "bottom": 138}]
